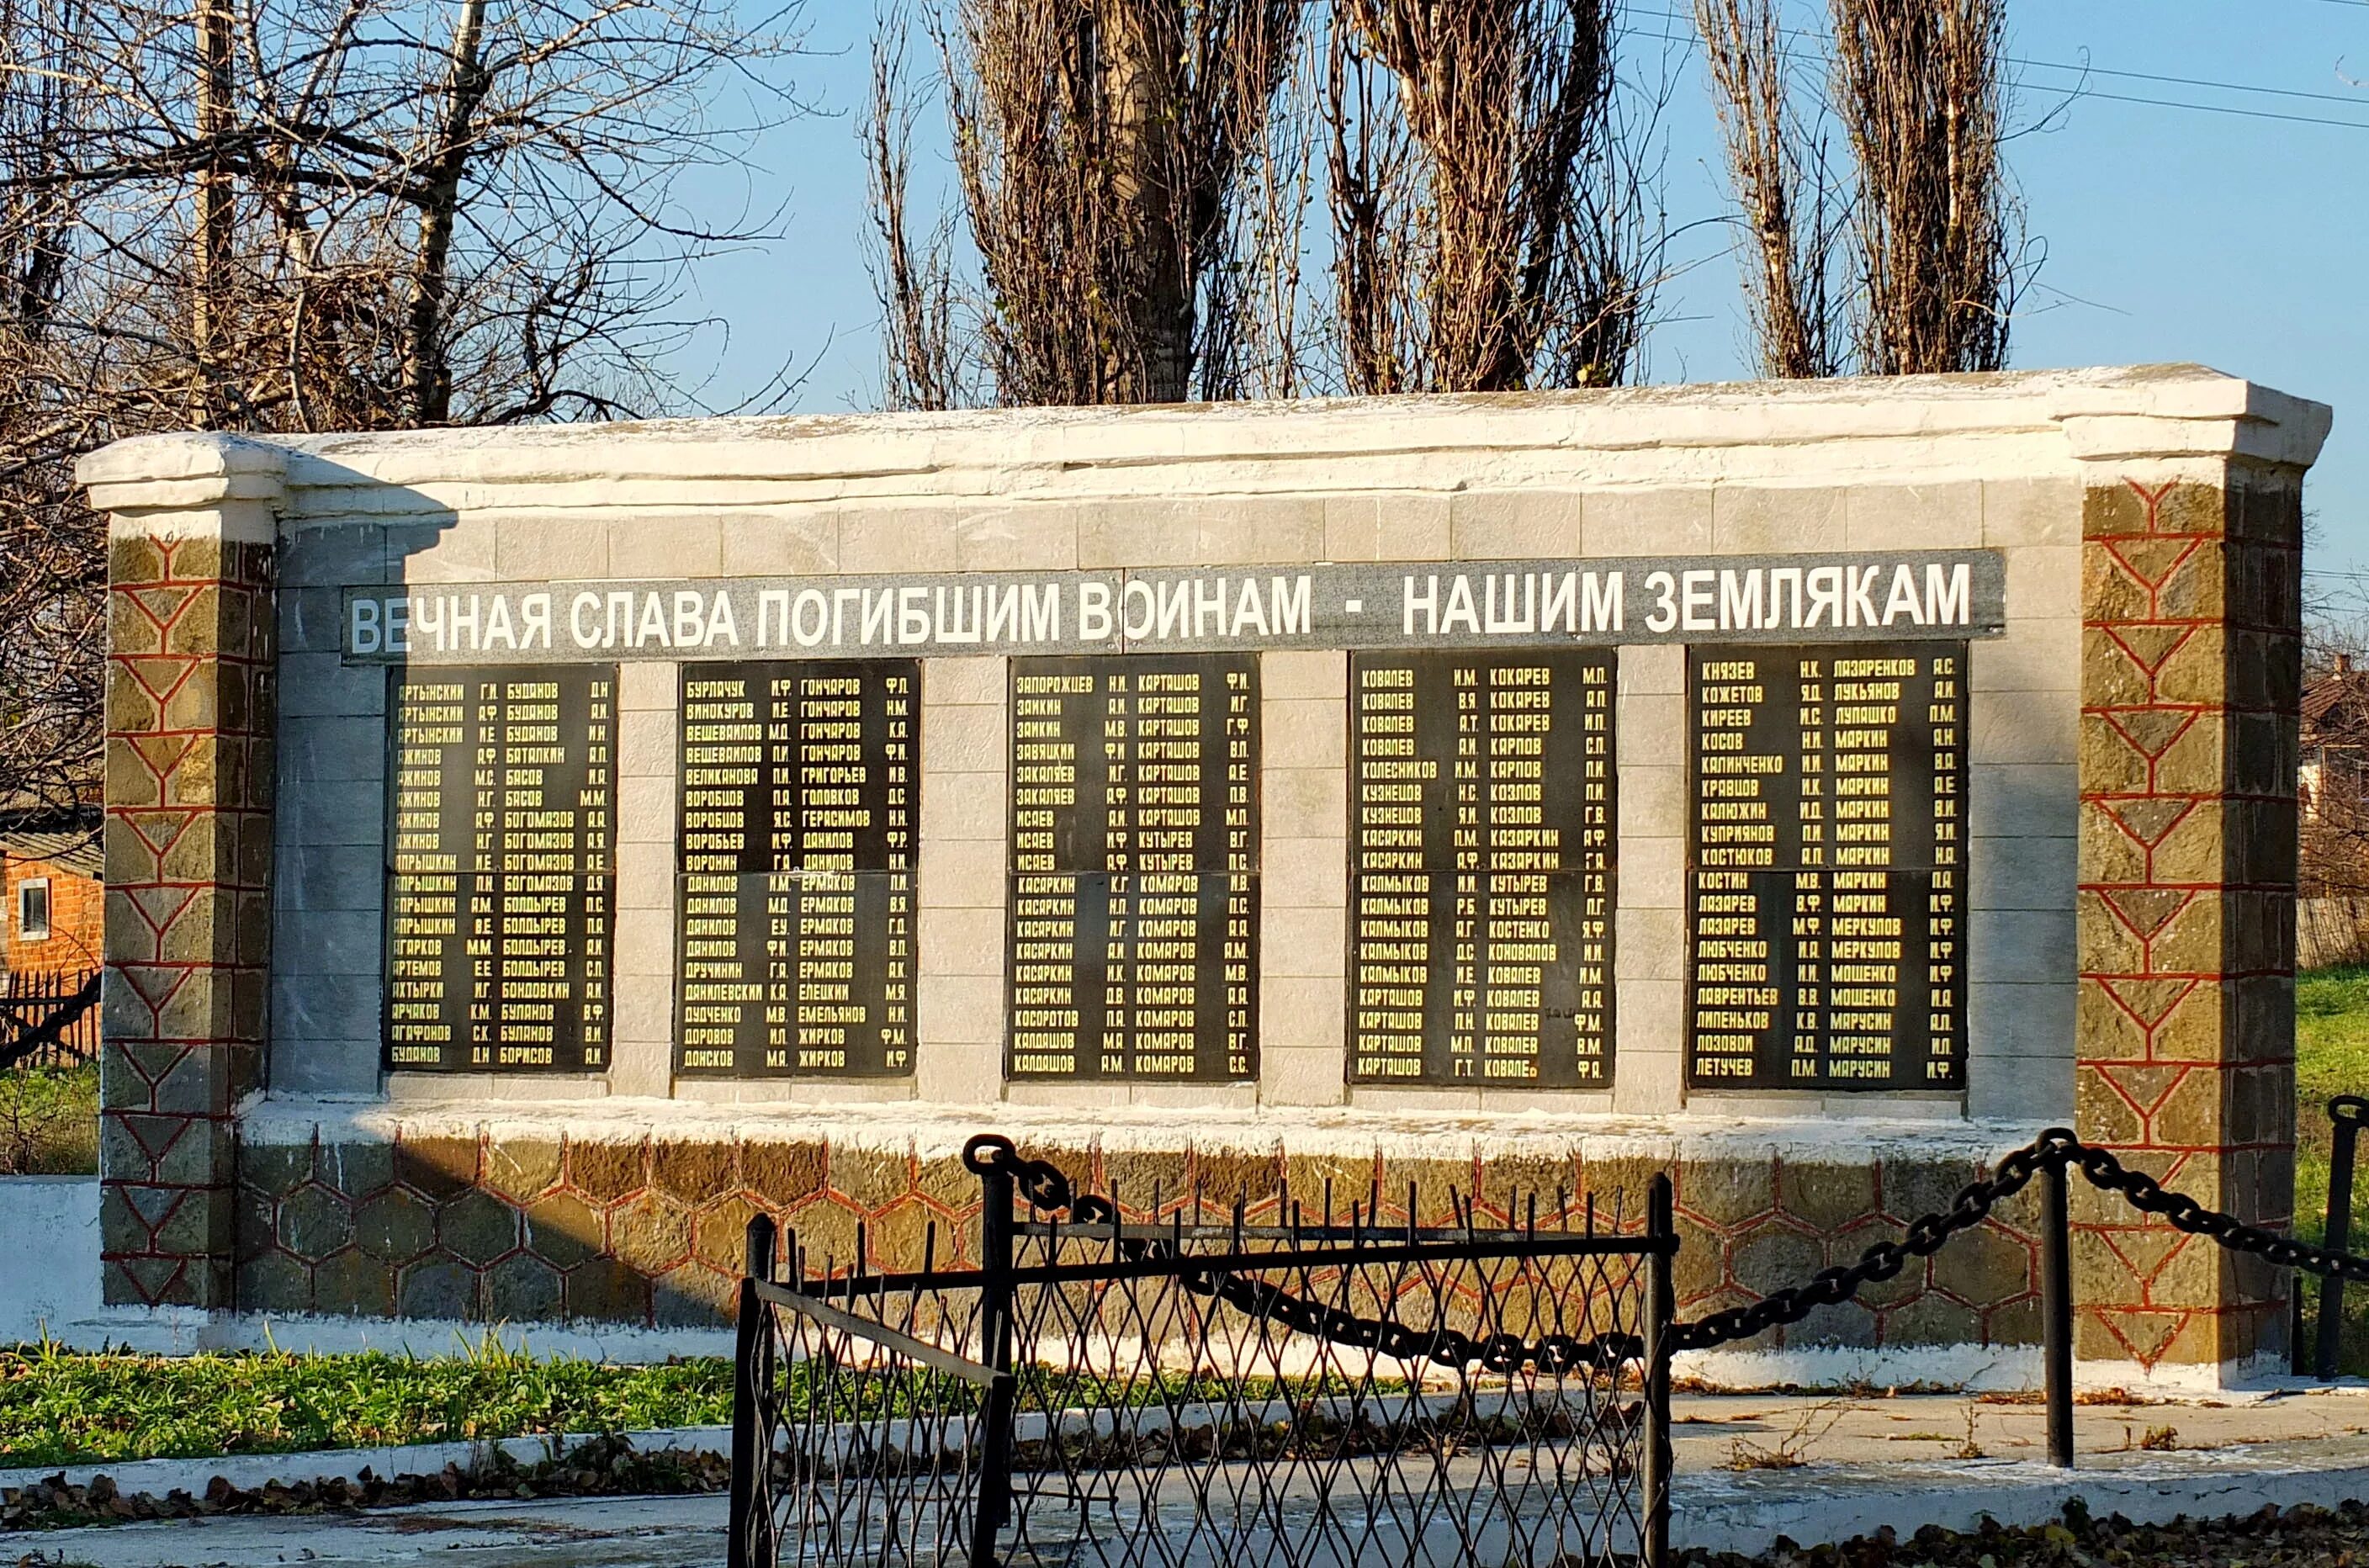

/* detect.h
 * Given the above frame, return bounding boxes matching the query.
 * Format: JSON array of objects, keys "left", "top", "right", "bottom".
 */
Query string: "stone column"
[
  {"left": 2074, "top": 465, "right": 2303, "bottom": 1377},
  {"left": 80, "top": 434, "right": 285, "bottom": 1309}
]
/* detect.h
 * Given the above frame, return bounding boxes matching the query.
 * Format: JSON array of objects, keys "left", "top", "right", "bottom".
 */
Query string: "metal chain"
[
  {"left": 962, "top": 1135, "right": 1646, "bottom": 1375},
  {"left": 2063, "top": 1138, "right": 2369, "bottom": 1284},
  {"left": 967, "top": 1128, "right": 2369, "bottom": 1363},
  {"left": 1673, "top": 1126, "right": 2369, "bottom": 1353}
]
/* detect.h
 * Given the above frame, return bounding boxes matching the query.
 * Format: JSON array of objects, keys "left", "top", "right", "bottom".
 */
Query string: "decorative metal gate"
[{"left": 729, "top": 1135, "right": 1675, "bottom": 1568}]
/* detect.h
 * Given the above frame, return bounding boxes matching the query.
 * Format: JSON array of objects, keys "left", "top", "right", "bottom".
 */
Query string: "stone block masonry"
[
  {"left": 227, "top": 1115, "right": 2043, "bottom": 1359},
  {"left": 2075, "top": 474, "right": 2304, "bottom": 1369},
  {"left": 74, "top": 368, "right": 2330, "bottom": 1385},
  {"left": 93, "top": 442, "right": 284, "bottom": 1308}
]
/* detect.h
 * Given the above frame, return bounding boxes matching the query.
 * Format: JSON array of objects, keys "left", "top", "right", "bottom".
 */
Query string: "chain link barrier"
[
  {"left": 962, "top": 1134, "right": 1649, "bottom": 1375},
  {"left": 967, "top": 1126, "right": 2369, "bottom": 1363},
  {"left": 1670, "top": 1125, "right": 2369, "bottom": 1353}
]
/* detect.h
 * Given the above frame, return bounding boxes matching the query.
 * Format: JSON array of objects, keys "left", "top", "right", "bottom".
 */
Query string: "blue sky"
[{"left": 675, "top": 0, "right": 2369, "bottom": 585}]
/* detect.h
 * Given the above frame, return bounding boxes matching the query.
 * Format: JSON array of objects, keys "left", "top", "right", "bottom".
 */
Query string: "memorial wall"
[
  {"left": 79, "top": 368, "right": 2325, "bottom": 1385},
  {"left": 337, "top": 551, "right": 2001, "bottom": 1107}
]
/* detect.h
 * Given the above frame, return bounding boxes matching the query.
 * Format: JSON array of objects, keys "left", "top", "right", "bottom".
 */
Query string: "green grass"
[
  {"left": 2294, "top": 964, "right": 2369, "bottom": 1370},
  {"left": 0, "top": 1061, "right": 98, "bottom": 1175},
  {"left": 2294, "top": 964, "right": 2369, "bottom": 1244},
  {"left": 0, "top": 1333, "right": 1383, "bottom": 1469},
  {"left": 0, "top": 1337, "right": 734, "bottom": 1467}
]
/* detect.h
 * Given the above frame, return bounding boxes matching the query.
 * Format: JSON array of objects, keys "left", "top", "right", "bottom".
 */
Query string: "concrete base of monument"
[
  {"left": 42, "top": 1092, "right": 2282, "bottom": 1391},
  {"left": 220, "top": 1094, "right": 2075, "bottom": 1370},
  {"left": 0, "top": 1175, "right": 98, "bottom": 1344}
]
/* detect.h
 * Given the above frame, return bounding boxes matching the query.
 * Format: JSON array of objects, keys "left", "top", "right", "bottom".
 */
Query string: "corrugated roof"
[{"left": 1, "top": 829, "right": 101, "bottom": 880}]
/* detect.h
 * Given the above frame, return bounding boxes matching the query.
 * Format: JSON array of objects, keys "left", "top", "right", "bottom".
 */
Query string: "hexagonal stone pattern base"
[{"left": 233, "top": 1128, "right": 2040, "bottom": 1349}]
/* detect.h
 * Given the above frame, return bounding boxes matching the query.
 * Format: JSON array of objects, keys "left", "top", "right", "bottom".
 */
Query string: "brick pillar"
[
  {"left": 2075, "top": 470, "right": 2301, "bottom": 1377},
  {"left": 83, "top": 436, "right": 285, "bottom": 1309}
]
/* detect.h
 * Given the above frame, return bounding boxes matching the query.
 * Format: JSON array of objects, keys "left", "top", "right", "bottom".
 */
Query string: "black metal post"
[
  {"left": 2041, "top": 1153, "right": 2075, "bottom": 1469},
  {"left": 970, "top": 1161, "right": 1017, "bottom": 1568},
  {"left": 2317, "top": 1097, "right": 2368, "bottom": 1380},
  {"left": 1643, "top": 1173, "right": 1675, "bottom": 1568},
  {"left": 729, "top": 1214, "right": 778, "bottom": 1568}
]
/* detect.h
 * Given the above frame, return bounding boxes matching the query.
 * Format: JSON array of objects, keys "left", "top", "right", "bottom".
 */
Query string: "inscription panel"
[
  {"left": 1686, "top": 643, "right": 1967, "bottom": 1091},
  {"left": 384, "top": 665, "right": 617, "bottom": 1073},
  {"left": 1008, "top": 655, "right": 1258, "bottom": 1083},
  {"left": 345, "top": 552, "right": 2007, "bottom": 664},
  {"left": 673, "top": 660, "right": 918, "bottom": 1078},
  {"left": 1349, "top": 651, "right": 1617, "bottom": 1087}
]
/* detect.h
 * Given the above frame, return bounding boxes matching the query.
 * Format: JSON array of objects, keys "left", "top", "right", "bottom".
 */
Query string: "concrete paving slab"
[
  {"left": 14, "top": 1390, "right": 2369, "bottom": 1566},
  {"left": 0, "top": 1493, "right": 727, "bottom": 1567},
  {"left": 1667, "top": 1385, "right": 2369, "bottom": 1470},
  {"left": 0, "top": 1427, "right": 730, "bottom": 1499}
]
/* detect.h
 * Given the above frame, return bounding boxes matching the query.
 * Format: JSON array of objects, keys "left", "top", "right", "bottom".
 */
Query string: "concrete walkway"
[
  {"left": 0, "top": 1493, "right": 729, "bottom": 1567},
  {"left": 13, "top": 1388, "right": 2369, "bottom": 1566},
  {"left": 1667, "top": 1381, "right": 2369, "bottom": 1468}
]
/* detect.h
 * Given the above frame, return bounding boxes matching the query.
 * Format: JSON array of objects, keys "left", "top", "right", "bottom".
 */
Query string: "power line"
[
  {"left": 1637, "top": 10, "right": 2369, "bottom": 135},
  {"left": 2013, "top": 57, "right": 2369, "bottom": 111},
  {"left": 2068, "top": 86, "right": 2369, "bottom": 131}
]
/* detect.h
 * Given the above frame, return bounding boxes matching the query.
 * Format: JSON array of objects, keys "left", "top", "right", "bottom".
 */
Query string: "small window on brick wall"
[{"left": 17, "top": 878, "right": 50, "bottom": 941}]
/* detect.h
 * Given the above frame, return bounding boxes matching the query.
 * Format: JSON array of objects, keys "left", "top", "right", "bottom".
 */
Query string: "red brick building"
[{"left": 0, "top": 804, "right": 103, "bottom": 980}]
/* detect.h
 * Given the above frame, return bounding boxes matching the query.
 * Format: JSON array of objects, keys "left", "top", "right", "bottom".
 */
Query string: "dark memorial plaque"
[
  {"left": 1349, "top": 651, "right": 1616, "bottom": 1087},
  {"left": 1685, "top": 644, "right": 1966, "bottom": 1091},
  {"left": 384, "top": 666, "right": 617, "bottom": 1072},
  {"left": 1007, "top": 655, "right": 1257, "bottom": 1082},
  {"left": 674, "top": 660, "right": 917, "bottom": 1078}
]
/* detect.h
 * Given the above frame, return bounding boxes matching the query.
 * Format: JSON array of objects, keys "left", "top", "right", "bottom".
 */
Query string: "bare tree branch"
[
  {"left": 1324, "top": 0, "right": 1663, "bottom": 394},
  {"left": 0, "top": 0, "right": 812, "bottom": 809},
  {"left": 1829, "top": 0, "right": 2022, "bottom": 374},
  {"left": 1694, "top": 0, "right": 1848, "bottom": 379},
  {"left": 869, "top": 0, "right": 1303, "bottom": 409}
]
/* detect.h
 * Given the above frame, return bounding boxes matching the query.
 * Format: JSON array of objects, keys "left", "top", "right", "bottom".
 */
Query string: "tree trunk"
[
  {"left": 404, "top": 0, "right": 490, "bottom": 426},
  {"left": 190, "top": 0, "right": 232, "bottom": 426},
  {"left": 1100, "top": 3, "right": 1192, "bottom": 404}
]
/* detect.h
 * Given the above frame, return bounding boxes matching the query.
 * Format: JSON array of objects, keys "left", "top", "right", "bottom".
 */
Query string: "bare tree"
[
  {"left": 0, "top": 0, "right": 809, "bottom": 813},
  {"left": 867, "top": 0, "right": 1304, "bottom": 408},
  {"left": 867, "top": 3, "right": 963, "bottom": 412},
  {"left": 2303, "top": 617, "right": 2369, "bottom": 966},
  {"left": 1829, "top": 0, "right": 2017, "bottom": 375},
  {"left": 1324, "top": 0, "right": 1661, "bottom": 394},
  {"left": 0, "top": 0, "right": 118, "bottom": 821},
  {"left": 1694, "top": 0, "right": 1848, "bottom": 379},
  {"left": 8, "top": 0, "right": 808, "bottom": 428}
]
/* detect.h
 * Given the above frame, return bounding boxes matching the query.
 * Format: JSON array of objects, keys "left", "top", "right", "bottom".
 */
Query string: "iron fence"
[
  {"left": 730, "top": 1135, "right": 1674, "bottom": 1568},
  {"left": 731, "top": 1124, "right": 2369, "bottom": 1568},
  {"left": 0, "top": 967, "right": 100, "bottom": 1071}
]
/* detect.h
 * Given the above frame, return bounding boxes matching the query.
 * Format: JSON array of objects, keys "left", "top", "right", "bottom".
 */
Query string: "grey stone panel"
[
  {"left": 280, "top": 524, "right": 389, "bottom": 589},
  {"left": 276, "top": 654, "right": 387, "bottom": 719},
  {"left": 275, "top": 842, "right": 384, "bottom": 913},
  {"left": 275, "top": 780, "right": 384, "bottom": 849},
  {"left": 282, "top": 716, "right": 384, "bottom": 784}
]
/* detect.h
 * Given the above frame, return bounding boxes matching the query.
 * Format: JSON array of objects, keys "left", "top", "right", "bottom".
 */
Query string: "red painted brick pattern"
[
  {"left": 100, "top": 532, "right": 276, "bottom": 1308},
  {"left": 2075, "top": 477, "right": 2300, "bottom": 1369}
]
